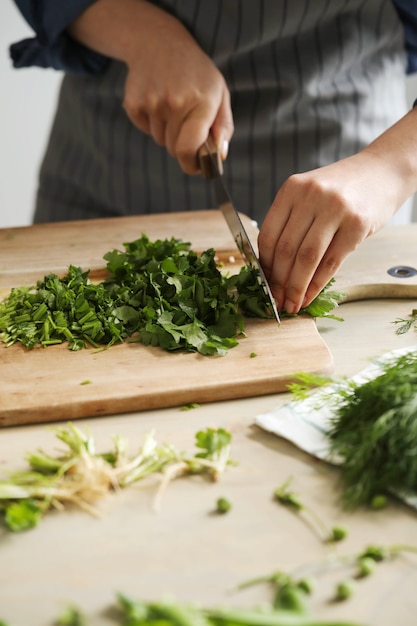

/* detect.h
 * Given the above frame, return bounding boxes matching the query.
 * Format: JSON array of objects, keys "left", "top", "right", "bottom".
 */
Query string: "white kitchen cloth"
[{"left": 254, "top": 344, "right": 417, "bottom": 509}]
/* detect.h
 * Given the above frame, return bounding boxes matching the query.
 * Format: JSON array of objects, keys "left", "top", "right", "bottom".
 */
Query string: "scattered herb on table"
[
  {"left": 113, "top": 591, "right": 361, "bottom": 626},
  {"left": 180, "top": 402, "right": 201, "bottom": 411},
  {"left": 57, "top": 606, "right": 87, "bottom": 626},
  {"left": 286, "top": 373, "right": 334, "bottom": 402},
  {"left": 14, "top": 544, "right": 417, "bottom": 625},
  {"left": 274, "top": 477, "right": 347, "bottom": 544},
  {"left": 216, "top": 496, "right": 232, "bottom": 514},
  {"left": 334, "top": 580, "right": 356, "bottom": 603},
  {"left": 239, "top": 543, "right": 417, "bottom": 608},
  {"left": 0, "top": 235, "right": 345, "bottom": 356},
  {"left": 0, "top": 423, "right": 235, "bottom": 533}
]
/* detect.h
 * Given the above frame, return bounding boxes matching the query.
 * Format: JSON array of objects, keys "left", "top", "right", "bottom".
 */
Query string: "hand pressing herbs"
[
  {"left": 0, "top": 423, "right": 235, "bottom": 533},
  {"left": 0, "top": 235, "right": 344, "bottom": 356}
]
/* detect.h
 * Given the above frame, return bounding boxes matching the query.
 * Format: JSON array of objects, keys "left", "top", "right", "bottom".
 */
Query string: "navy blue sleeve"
[
  {"left": 392, "top": 0, "right": 417, "bottom": 74},
  {"left": 10, "top": 0, "right": 110, "bottom": 75}
]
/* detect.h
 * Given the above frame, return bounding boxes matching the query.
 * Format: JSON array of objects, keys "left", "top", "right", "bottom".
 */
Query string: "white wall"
[
  {"left": 0, "top": 3, "right": 61, "bottom": 228},
  {"left": 1, "top": 4, "right": 417, "bottom": 228}
]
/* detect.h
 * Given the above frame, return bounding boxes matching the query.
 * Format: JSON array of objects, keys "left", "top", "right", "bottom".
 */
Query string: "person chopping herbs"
[{"left": 9, "top": 0, "right": 417, "bottom": 315}]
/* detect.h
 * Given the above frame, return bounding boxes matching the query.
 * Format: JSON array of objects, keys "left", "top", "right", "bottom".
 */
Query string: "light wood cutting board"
[{"left": 1, "top": 212, "right": 416, "bottom": 427}]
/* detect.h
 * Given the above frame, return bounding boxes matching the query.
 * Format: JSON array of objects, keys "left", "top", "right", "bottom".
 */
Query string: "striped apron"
[{"left": 34, "top": 0, "right": 409, "bottom": 225}]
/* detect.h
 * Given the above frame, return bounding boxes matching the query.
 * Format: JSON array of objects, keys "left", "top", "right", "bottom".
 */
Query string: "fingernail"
[{"left": 221, "top": 139, "right": 229, "bottom": 160}]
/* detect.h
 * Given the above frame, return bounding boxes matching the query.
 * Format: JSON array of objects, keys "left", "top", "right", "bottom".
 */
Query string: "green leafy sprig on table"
[
  {"left": 238, "top": 543, "right": 417, "bottom": 609},
  {"left": 7, "top": 543, "right": 417, "bottom": 625},
  {"left": 0, "top": 235, "right": 344, "bottom": 356},
  {"left": 53, "top": 591, "right": 363, "bottom": 626},
  {"left": 393, "top": 307, "right": 417, "bottom": 335},
  {"left": 0, "top": 423, "right": 235, "bottom": 533},
  {"left": 274, "top": 476, "right": 347, "bottom": 544}
]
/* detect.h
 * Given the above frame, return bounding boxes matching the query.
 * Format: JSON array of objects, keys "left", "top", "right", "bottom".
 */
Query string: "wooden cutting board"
[{"left": 1, "top": 212, "right": 416, "bottom": 427}]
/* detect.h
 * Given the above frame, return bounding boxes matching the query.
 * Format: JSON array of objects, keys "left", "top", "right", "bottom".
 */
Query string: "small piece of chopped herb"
[
  {"left": 334, "top": 580, "right": 356, "bottom": 602},
  {"left": 4, "top": 499, "right": 42, "bottom": 532},
  {"left": 216, "top": 497, "right": 232, "bottom": 514},
  {"left": 180, "top": 402, "right": 201, "bottom": 411},
  {"left": 56, "top": 606, "right": 87, "bottom": 626},
  {"left": 393, "top": 308, "right": 417, "bottom": 335},
  {"left": 274, "top": 477, "right": 347, "bottom": 544}
]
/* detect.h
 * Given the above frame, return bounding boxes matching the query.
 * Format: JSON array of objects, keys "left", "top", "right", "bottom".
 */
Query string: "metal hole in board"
[{"left": 387, "top": 265, "right": 417, "bottom": 279}]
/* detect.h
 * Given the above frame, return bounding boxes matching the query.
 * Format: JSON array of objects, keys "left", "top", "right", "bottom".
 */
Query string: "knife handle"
[{"left": 198, "top": 133, "right": 223, "bottom": 179}]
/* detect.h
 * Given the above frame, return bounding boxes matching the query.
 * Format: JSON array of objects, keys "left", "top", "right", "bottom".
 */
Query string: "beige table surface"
[{"left": 1, "top": 228, "right": 417, "bottom": 626}]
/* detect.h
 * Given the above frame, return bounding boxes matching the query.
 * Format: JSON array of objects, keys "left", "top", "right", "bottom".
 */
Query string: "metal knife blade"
[{"left": 198, "top": 137, "right": 280, "bottom": 324}]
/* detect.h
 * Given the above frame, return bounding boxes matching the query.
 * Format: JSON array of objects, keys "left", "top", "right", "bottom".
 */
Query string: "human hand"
[
  {"left": 258, "top": 152, "right": 402, "bottom": 314},
  {"left": 122, "top": 7, "right": 233, "bottom": 174},
  {"left": 68, "top": 0, "right": 233, "bottom": 174}
]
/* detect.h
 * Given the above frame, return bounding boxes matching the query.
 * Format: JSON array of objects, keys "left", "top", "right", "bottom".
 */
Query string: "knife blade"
[{"left": 198, "top": 136, "right": 280, "bottom": 324}]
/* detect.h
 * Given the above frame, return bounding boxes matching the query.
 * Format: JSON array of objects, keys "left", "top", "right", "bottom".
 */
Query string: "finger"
[
  {"left": 258, "top": 183, "right": 313, "bottom": 309},
  {"left": 123, "top": 101, "right": 151, "bottom": 136},
  {"left": 149, "top": 113, "right": 168, "bottom": 147},
  {"left": 276, "top": 220, "right": 337, "bottom": 314},
  {"left": 175, "top": 110, "right": 213, "bottom": 174},
  {"left": 301, "top": 223, "right": 367, "bottom": 307},
  {"left": 270, "top": 219, "right": 338, "bottom": 313}
]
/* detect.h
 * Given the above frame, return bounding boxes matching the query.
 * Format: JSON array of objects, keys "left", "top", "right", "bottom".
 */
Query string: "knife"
[{"left": 198, "top": 135, "right": 280, "bottom": 325}]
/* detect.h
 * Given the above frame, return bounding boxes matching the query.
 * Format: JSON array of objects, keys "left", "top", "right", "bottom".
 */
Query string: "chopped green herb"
[
  {"left": 80, "top": 380, "right": 92, "bottom": 386},
  {"left": 115, "top": 592, "right": 361, "bottom": 626},
  {"left": 335, "top": 580, "right": 356, "bottom": 602},
  {"left": 356, "top": 557, "right": 376, "bottom": 578},
  {"left": 0, "top": 236, "right": 344, "bottom": 357},
  {"left": 4, "top": 499, "right": 42, "bottom": 532},
  {"left": 250, "top": 352, "right": 257, "bottom": 358},
  {"left": 56, "top": 606, "right": 87, "bottom": 626},
  {"left": 216, "top": 497, "right": 232, "bottom": 514},
  {"left": 370, "top": 494, "right": 387, "bottom": 510},
  {"left": 180, "top": 402, "right": 201, "bottom": 411},
  {"left": 239, "top": 543, "right": 417, "bottom": 615},
  {"left": 287, "top": 373, "right": 334, "bottom": 401},
  {"left": 328, "top": 526, "right": 348, "bottom": 543},
  {"left": 274, "top": 477, "right": 347, "bottom": 544}
]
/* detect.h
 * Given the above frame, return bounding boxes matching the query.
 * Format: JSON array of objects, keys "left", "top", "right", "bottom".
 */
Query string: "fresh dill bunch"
[{"left": 326, "top": 351, "right": 417, "bottom": 509}]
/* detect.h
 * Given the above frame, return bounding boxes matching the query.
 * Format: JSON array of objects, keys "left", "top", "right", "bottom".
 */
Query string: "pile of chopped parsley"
[{"left": 0, "top": 235, "right": 343, "bottom": 356}]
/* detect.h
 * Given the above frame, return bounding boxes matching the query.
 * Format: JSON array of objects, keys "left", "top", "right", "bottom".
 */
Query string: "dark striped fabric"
[{"left": 34, "top": 0, "right": 408, "bottom": 225}]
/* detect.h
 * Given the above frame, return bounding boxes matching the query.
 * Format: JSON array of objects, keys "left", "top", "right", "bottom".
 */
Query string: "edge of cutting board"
[{"left": 0, "top": 211, "right": 335, "bottom": 426}]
